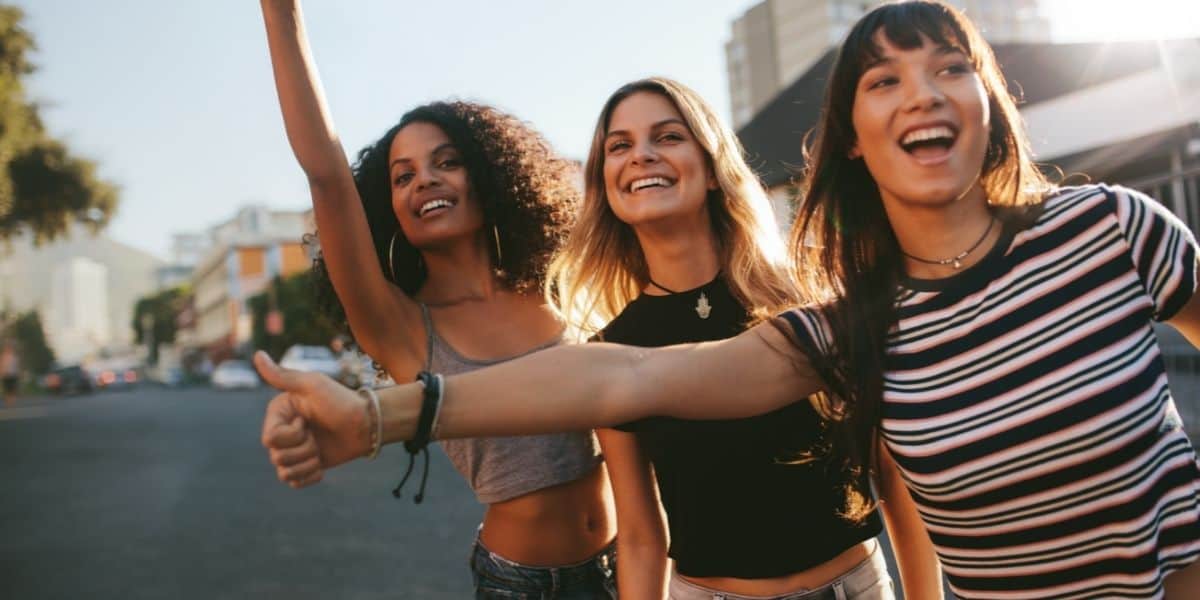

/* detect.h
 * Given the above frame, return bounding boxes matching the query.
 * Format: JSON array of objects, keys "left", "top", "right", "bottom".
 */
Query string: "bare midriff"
[
  {"left": 477, "top": 463, "right": 616, "bottom": 566},
  {"left": 681, "top": 539, "right": 877, "bottom": 596}
]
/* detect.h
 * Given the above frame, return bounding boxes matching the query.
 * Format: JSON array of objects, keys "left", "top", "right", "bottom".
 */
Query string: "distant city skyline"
[{"left": 14, "top": 0, "right": 1200, "bottom": 260}]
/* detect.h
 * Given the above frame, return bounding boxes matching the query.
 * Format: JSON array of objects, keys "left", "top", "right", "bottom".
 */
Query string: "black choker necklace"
[
  {"left": 901, "top": 217, "right": 996, "bottom": 270},
  {"left": 647, "top": 276, "right": 713, "bottom": 320}
]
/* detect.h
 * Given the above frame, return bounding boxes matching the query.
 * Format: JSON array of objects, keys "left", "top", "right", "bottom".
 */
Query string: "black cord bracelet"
[{"left": 392, "top": 370, "right": 440, "bottom": 504}]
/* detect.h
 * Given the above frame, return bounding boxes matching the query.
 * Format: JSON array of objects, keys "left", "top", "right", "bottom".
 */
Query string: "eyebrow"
[
  {"left": 389, "top": 143, "right": 458, "bottom": 169},
  {"left": 605, "top": 118, "right": 688, "bottom": 140}
]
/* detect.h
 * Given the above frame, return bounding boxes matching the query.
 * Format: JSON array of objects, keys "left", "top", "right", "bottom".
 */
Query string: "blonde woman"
[{"left": 547, "top": 78, "right": 935, "bottom": 599}]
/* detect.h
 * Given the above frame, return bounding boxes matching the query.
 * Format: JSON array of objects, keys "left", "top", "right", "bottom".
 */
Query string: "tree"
[
  {"left": 131, "top": 286, "right": 188, "bottom": 365},
  {"left": 0, "top": 6, "right": 117, "bottom": 245},
  {"left": 1, "top": 309, "right": 53, "bottom": 375},
  {"left": 248, "top": 272, "right": 340, "bottom": 360}
]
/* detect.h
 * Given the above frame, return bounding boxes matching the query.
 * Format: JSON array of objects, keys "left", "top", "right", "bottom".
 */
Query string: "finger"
[
  {"left": 261, "top": 393, "right": 300, "bottom": 447},
  {"left": 264, "top": 413, "right": 309, "bottom": 449},
  {"left": 288, "top": 468, "right": 324, "bottom": 489},
  {"left": 254, "top": 350, "right": 306, "bottom": 391},
  {"left": 278, "top": 455, "right": 322, "bottom": 484},
  {"left": 269, "top": 434, "right": 319, "bottom": 467}
]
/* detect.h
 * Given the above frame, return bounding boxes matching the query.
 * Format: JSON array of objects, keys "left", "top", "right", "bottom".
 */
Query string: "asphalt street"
[
  {"left": 0, "top": 386, "right": 484, "bottom": 599},
  {"left": 7, "top": 375, "right": 1196, "bottom": 599}
]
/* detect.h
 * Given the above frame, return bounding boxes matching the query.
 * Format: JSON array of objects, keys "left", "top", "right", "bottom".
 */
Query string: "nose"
[
  {"left": 631, "top": 139, "right": 659, "bottom": 165},
  {"left": 902, "top": 74, "right": 945, "bottom": 113},
  {"left": 414, "top": 167, "right": 440, "bottom": 191}
]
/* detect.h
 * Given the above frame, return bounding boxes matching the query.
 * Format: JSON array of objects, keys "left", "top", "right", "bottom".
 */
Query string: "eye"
[
  {"left": 606, "top": 140, "right": 631, "bottom": 154},
  {"left": 392, "top": 172, "right": 414, "bottom": 187},
  {"left": 866, "top": 75, "right": 898, "bottom": 90},
  {"left": 657, "top": 132, "right": 685, "bottom": 143},
  {"left": 438, "top": 157, "right": 462, "bottom": 169},
  {"left": 938, "top": 62, "right": 971, "bottom": 76}
]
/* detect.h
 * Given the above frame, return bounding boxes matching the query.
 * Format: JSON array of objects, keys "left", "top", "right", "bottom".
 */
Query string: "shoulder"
[
  {"left": 596, "top": 298, "right": 649, "bottom": 344},
  {"left": 1035, "top": 184, "right": 1113, "bottom": 219},
  {"left": 774, "top": 306, "right": 834, "bottom": 355}
]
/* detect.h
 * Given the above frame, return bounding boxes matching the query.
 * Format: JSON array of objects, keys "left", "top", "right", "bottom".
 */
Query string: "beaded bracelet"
[{"left": 356, "top": 386, "right": 382, "bottom": 460}]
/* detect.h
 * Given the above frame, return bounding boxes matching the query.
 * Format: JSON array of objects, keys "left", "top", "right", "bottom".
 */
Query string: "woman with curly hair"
[{"left": 259, "top": 1, "right": 615, "bottom": 596}]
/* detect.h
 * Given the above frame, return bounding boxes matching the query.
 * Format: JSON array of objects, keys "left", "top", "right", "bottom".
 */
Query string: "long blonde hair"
[{"left": 548, "top": 77, "right": 796, "bottom": 337}]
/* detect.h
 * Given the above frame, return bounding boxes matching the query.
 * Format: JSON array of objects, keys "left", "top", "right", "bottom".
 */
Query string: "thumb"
[{"left": 254, "top": 350, "right": 305, "bottom": 391}]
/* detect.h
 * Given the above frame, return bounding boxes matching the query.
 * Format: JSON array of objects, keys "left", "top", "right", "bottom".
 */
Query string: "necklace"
[
  {"left": 647, "top": 277, "right": 713, "bottom": 320},
  {"left": 901, "top": 217, "right": 996, "bottom": 270}
]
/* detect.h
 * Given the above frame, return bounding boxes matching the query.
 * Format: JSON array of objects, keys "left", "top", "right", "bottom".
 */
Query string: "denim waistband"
[{"left": 470, "top": 533, "right": 617, "bottom": 590}]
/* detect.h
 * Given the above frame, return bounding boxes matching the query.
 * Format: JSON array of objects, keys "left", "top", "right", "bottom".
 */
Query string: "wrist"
[
  {"left": 378, "top": 382, "right": 422, "bottom": 445},
  {"left": 355, "top": 387, "right": 382, "bottom": 459}
]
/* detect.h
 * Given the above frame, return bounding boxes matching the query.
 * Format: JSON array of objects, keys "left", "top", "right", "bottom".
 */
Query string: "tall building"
[
  {"left": 0, "top": 230, "right": 162, "bottom": 361},
  {"left": 182, "top": 205, "right": 313, "bottom": 358},
  {"left": 726, "top": 0, "right": 1051, "bottom": 126},
  {"left": 49, "top": 257, "right": 111, "bottom": 363}
]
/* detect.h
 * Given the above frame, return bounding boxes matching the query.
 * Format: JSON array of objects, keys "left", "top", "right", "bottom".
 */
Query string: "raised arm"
[{"left": 260, "top": 0, "right": 423, "bottom": 375}]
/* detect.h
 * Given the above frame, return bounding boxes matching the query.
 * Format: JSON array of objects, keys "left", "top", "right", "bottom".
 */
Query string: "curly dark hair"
[{"left": 309, "top": 101, "right": 580, "bottom": 343}]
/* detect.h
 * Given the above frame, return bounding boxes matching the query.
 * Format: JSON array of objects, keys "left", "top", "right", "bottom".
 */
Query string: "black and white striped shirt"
[{"left": 784, "top": 185, "right": 1200, "bottom": 599}]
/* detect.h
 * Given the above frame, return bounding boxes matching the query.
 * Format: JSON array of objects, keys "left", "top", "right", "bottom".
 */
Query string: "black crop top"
[{"left": 601, "top": 276, "right": 881, "bottom": 578}]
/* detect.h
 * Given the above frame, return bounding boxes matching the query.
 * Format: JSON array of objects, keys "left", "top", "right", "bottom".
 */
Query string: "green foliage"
[
  {"left": 131, "top": 286, "right": 188, "bottom": 365},
  {"left": 1, "top": 309, "right": 54, "bottom": 375},
  {"left": 0, "top": 6, "right": 118, "bottom": 244},
  {"left": 248, "top": 272, "right": 340, "bottom": 360}
]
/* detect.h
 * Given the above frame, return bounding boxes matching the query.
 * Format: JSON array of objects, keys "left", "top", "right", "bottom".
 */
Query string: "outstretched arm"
[
  {"left": 256, "top": 320, "right": 822, "bottom": 484},
  {"left": 260, "top": 0, "right": 423, "bottom": 376}
]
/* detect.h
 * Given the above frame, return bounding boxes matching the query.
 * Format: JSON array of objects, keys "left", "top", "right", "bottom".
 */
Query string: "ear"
[
  {"left": 848, "top": 141, "right": 862, "bottom": 160},
  {"left": 706, "top": 168, "right": 719, "bottom": 191}
]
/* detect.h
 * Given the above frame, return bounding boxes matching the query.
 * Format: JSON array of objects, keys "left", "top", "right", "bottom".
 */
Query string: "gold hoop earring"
[
  {"left": 388, "top": 231, "right": 399, "bottom": 281},
  {"left": 492, "top": 224, "right": 503, "bottom": 266}
]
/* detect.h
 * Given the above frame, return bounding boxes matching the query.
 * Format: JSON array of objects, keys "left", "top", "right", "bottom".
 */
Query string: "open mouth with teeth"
[
  {"left": 417, "top": 198, "right": 455, "bottom": 217},
  {"left": 898, "top": 125, "right": 958, "bottom": 163},
  {"left": 628, "top": 176, "right": 676, "bottom": 193}
]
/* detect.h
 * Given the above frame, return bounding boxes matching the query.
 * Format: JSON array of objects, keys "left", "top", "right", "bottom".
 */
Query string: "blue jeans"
[{"left": 470, "top": 535, "right": 618, "bottom": 599}]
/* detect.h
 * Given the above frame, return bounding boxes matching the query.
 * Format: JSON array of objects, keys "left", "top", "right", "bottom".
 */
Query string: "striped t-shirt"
[{"left": 783, "top": 185, "right": 1200, "bottom": 599}]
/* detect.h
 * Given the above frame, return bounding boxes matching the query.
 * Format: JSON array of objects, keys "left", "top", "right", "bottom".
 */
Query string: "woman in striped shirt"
[{"left": 256, "top": 1, "right": 1200, "bottom": 597}]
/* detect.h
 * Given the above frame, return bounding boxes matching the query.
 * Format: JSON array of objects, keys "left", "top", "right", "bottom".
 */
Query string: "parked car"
[
  {"left": 92, "top": 366, "right": 141, "bottom": 391},
  {"left": 279, "top": 345, "right": 341, "bottom": 379},
  {"left": 211, "top": 360, "right": 261, "bottom": 390},
  {"left": 41, "top": 365, "right": 94, "bottom": 395}
]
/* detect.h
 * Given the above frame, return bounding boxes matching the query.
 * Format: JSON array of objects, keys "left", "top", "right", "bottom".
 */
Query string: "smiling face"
[
  {"left": 850, "top": 32, "right": 990, "bottom": 210},
  {"left": 387, "top": 121, "right": 484, "bottom": 249},
  {"left": 601, "top": 91, "right": 717, "bottom": 229}
]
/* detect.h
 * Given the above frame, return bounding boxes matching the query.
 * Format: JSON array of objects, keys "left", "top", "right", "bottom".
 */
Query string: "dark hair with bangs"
[
  {"left": 774, "top": 0, "right": 1052, "bottom": 522},
  {"left": 309, "top": 101, "right": 579, "bottom": 347}
]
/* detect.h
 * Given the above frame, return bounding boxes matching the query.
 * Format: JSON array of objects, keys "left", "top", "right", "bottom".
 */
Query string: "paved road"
[
  {"left": 0, "top": 386, "right": 483, "bottom": 599},
  {"left": 7, "top": 375, "right": 1198, "bottom": 599}
]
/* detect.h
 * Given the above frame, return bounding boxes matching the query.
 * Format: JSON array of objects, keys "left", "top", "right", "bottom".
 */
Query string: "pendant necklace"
[
  {"left": 647, "top": 276, "right": 713, "bottom": 320},
  {"left": 901, "top": 217, "right": 996, "bottom": 270}
]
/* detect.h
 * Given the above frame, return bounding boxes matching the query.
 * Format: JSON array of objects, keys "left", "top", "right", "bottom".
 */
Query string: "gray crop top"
[{"left": 420, "top": 304, "right": 602, "bottom": 504}]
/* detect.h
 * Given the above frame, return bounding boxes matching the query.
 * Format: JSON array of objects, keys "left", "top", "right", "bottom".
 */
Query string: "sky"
[{"left": 14, "top": 0, "right": 1200, "bottom": 261}]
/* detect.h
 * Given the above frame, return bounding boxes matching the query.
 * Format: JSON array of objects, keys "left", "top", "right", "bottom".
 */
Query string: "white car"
[
  {"left": 279, "top": 345, "right": 342, "bottom": 378},
  {"left": 211, "top": 360, "right": 261, "bottom": 390}
]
